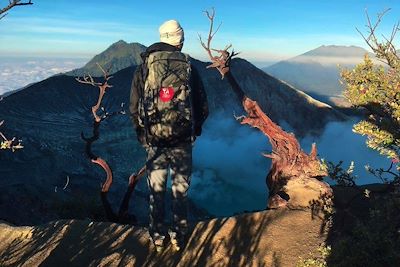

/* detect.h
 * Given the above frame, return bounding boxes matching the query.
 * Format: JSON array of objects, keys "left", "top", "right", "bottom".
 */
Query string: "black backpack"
[{"left": 138, "top": 51, "right": 193, "bottom": 146}]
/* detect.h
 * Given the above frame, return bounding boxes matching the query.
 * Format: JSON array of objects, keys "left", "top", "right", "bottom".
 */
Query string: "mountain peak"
[
  {"left": 264, "top": 44, "right": 374, "bottom": 102},
  {"left": 108, "top": 40, "right": 129, "bottom": 49},
  {"left": 302, "top": 45, "right": 369, "bottom": 57},
  {"left": 113, "top": 39, "right": 128, "bottom": 45},
  {"left": 68, "top": 40, "right": 147, "bottom": 76}
]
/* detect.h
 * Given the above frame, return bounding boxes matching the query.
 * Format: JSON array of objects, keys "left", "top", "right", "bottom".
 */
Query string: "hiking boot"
[
  {"left": 150, "top": 233, "right": 165, "bottom": 252},
  {"left": 168, "top": 230, "right": 186, "bottom": 252}
]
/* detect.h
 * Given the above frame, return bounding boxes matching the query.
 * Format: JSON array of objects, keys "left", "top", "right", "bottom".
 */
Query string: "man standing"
[{"left": 129, "top": 20, "right": 208, "bottom": 251}]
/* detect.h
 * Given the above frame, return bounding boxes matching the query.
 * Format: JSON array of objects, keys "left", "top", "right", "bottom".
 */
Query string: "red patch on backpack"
[{"left": 159, "top": 87, "right": 174, "bottom": 102}]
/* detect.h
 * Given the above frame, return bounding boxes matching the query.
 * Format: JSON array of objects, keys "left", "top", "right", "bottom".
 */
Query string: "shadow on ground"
[{"left": 0, "top": 207, "right": 326, "bottom": 267}]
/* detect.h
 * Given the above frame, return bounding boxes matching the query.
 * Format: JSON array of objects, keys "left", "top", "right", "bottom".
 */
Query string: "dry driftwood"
[
  {"left": 200, "top": 9, "right": 331, "bottom": 208},
  {"left": 77, "top": 64, "right": 145, "bottom": 223},
  {"left": 0, "top": 0, "right": 33, "bottom": 20}
]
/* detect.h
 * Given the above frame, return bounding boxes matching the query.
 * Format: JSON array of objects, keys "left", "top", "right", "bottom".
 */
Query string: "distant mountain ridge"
[
  {"left": 264, "top": 45, "right": 373, "bottom": 104},
  {"left": 67, "top": 40, "right": 146, "bottom": 76},
  {"left": 64, "top": 40, "right": 345, "bottom": 136},
  {"left": 302, "top": 45, "right": 370, "bottom": 58}
]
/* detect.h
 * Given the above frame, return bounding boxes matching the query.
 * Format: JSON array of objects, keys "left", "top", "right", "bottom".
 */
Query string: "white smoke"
[
  {"left": 190, "top": 112, "right": 270, "bottom": 216},
  {"left": 301, "top": 118, "right": 390, "bottom": 185},
  {"left": 188, "top": 114, "right": 390, "bottom": 216}
]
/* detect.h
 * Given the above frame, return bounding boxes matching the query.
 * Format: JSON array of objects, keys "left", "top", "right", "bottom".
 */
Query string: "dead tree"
[
  {"left": 0, "top": 98, "right": 23, "bottom": 151},
  {"left": 0, "top": 119, "right": 23, "bottom": 151},
  {"left": 356, "top": 8, "right": 400, "bottom": 68},
  {"left": 0, "top": 0, "right": 32, "bottom": 149},
  {"left": 200, "top": 9, "right": 331, "bottom": 209},
  {"left": 0, "top": 0, "right": 33, "bottom": 19},
  {"left": 77, "top": 64, "right": 145, "bottom": 223}
]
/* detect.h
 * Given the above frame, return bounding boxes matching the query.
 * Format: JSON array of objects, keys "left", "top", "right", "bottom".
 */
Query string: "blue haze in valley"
[{"left": 189, "top": 114, "right": 388, "bottom": 216}]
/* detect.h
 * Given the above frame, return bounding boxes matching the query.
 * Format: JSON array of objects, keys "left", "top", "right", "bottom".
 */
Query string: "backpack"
[{"left": 138, "top": 50, "right": 193, "bottom": 146}]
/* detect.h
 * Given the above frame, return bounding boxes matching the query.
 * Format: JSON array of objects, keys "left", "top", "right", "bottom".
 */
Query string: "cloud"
[
  {"left": 2, "top": 17, "right": 150, "bottom": 34},
  {"left": 301, "top": 119, "right": 390, "bottom": 185},
  {"left": 184, "top": 28, "right": 370, "bottom": 65},
  {"left": 290, "top": 55, "right": 381, "bottom": 66},
  {"left": 0, "top": 57, "right": 86, "bottom": 95},
  {"left": 187, "top": 113, "right": 389, "bottom": 216},
  {"left": 10, "top": 24, "right": 149, "bottom": 38},
  {"left": 188, "top": 112, "right": 270, "bottom": 216},
  {"left": 0, "top": 16, "right": 155, "bottom": 57}
]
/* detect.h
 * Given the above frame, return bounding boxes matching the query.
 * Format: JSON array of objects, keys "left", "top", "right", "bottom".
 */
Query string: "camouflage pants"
[{"left": 146, "top": 144, "right": 192, "bottom": 239}]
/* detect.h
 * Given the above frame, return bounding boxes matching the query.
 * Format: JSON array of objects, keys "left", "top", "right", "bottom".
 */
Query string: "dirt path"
[{"left": 0, "top": 209, "right": 326, "bottom": 267}]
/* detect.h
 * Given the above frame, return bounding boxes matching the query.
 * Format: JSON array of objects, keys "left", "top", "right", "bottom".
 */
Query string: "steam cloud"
[
  {"left": 190, "top": 112, "right": 271, "bottom": 216},
  {"left": 301, "top": 118, "right": 389, "bottom": 185},
  {"left": 187, "top": 114, "right": 389, "bottom": 217}
]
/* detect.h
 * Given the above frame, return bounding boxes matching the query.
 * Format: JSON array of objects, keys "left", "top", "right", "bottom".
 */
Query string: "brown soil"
[{"left": 0, "top": 209, "right": 326, "bottom": 267}]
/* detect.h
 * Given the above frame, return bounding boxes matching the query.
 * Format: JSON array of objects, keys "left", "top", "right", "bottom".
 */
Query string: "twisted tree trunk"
[
  {"left": 227, "top": 72, "right": 331, "bottom": 209},
  {"left": 200, "top": 8, "right": 332, "bottom": 209}
]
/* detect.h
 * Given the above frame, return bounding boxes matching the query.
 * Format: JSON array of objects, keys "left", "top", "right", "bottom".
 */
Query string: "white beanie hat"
[{"left": 159, "top": 20, "right": 184, "bottom": 46}]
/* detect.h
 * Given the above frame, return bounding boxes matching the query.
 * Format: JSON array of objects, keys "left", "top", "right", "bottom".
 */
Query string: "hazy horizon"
[
  {"left": 1, "top": 1, "right": 399, "bottom": 60},
  {"left": 0, "top": 48, "right": 287, "bottom": 95},
  {"left": 0, "top": 42, "right": 376, "bottom": 96}
]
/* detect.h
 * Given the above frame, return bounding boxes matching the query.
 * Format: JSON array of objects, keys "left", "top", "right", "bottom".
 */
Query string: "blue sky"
[{"left": 0, "top": 0, "right": 399, "bottom": 64}]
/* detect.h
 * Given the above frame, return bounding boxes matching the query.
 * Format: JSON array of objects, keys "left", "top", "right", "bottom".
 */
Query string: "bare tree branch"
[
  {"left": 0, "top": 129, "right": 23, "bottom": 151},
  {"left": 356, "top": 8, "right": 400, "bottom": 67},
  {"left": 76, "top": 63, "right": 113, "bottom": 122},
  {"left": 198, "top": 8, "right": 239, "bottom": 79},
  {"left": 199, "top": 9, "right": 330, "bottom": 209},
  {"left": 0, "top": 1, "right": 33, "bottom": 151},
  {"left": 0, "top": 100, "right": 23, "bottom": 151},
  {"left": 0, "top": 0, "right": 33, "bottom": 19},
  {"left": 78, "top": 64, "right": 144, "bottom": 224}
]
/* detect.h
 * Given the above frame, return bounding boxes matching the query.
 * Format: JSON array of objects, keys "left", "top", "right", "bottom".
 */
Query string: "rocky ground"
[
  {"left": 0, "top": 208, "right": 325, "bottom": 267},
  {"left": 1, "top": 184, "right": 399, "bottom": 267}
]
